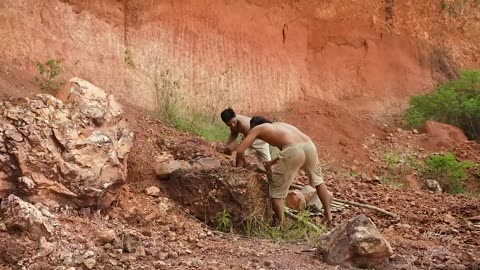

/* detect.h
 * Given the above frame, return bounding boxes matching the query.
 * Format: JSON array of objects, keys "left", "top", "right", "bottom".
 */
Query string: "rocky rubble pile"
[{"left": 0, "top": 78, "right": 133, "bottom": 208}]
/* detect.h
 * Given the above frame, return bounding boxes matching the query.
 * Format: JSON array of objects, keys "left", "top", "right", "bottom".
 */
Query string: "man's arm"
[
  {"left": 225, "top": 130, "right": 239, "bottom": 146},
  {"left": 235, "top": 127, "right": 260, "bottom": 154}
]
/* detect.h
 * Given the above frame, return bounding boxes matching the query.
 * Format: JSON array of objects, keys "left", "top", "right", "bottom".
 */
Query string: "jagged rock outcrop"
[{"left": 0, "top": 78, "right": 133, "bottom": 208}]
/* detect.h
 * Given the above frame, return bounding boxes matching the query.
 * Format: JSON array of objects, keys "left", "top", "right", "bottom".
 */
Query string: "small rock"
[
  {"left": 128, "top": 255, "right": 137, "bottom": 262},
  {"left": 413, "top": 129, "right": 419, "bottom": 134},
  {"left": 185, "top": 249, "right": 192, "bottom": 254},
  {"left": 95, "top": 229, "right": 116, "bottom": 245},
  {"left": 154, "top": 260, "right": 168, "bottom": 268},
  {"left": 168, "top": 251, "right": 178, "bottom": 259},
  {"left": 423, "top": 179, "right": 443, "bottom": 193},
  {"left": 0, "top": 222, "right": 7, "bottom": 232},
  {"left": 38, "top": 237, "right": 55, "bottom": 257},
  {"left": 155, "top": 159, "right": 184, "bottom": 180},
  {"left": 122, "top": 232, "right": 140, "bottom": 253},
  {"left": 108, "top": 259, "right": 118, "bottom": 266},
  {"left": 395, "top": 223, "right": 412, "bottom": 230},
  {"left": 264, "top": 260, "right": 274, "bottom": 267},
  {"left": 83, "top": 258, "right": 97, "bottom": 269},
  {"left": 158, "top": 252, "right": 169, "bottom": 260},
  {"left": 84, "top": 250, "right": 95, "bottom": 258},
  {"left": 135, "top": 246, "right": 146, "bottom": 257},
  {"left": 146, "top": 186, "right": 160, "bottom": 197}
]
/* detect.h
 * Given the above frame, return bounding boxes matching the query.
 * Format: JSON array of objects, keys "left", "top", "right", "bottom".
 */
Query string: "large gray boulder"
[
  {"left": 317, "top": 214, "right": 393, "bottom": 269},
  {"left": 0, "top": 78, "right": 133, "bottom": 208}
]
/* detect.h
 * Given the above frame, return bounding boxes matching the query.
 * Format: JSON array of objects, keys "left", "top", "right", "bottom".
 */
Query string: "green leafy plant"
[
  {"left": 404, "top": 70, "right": 480, "bottom": 141},
  {"left": 216, "top": 209, "right": 232, "bottom": 233},
  {"left": 35, "top": 59, "right": 64, "bottom": 94},
  {"left": 422, "top": 152, "right": 474, "bottom": 193}
]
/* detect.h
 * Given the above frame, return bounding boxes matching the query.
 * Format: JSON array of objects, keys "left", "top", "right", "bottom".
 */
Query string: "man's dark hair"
[
  {"left": 220, "top": 108, "right": 236, "bottom": 123},
  {"left": 250, "top": 116, "right": 272, "bottom": 129}
]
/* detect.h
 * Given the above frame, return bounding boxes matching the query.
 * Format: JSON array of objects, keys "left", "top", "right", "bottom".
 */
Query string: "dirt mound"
[
  {"left": 422, "top": 120, "right": 469, "bottom": 151},
  {"left": 167, "top": 167, "right": 271, "bottom": 228}
]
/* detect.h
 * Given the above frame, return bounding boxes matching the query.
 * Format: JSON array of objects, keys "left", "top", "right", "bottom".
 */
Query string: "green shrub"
[
  {"left": 35, "top": 59, "right": 65, "bottom": 94},
  {"left": 165, "top": 106, "right": 228, "bottom": 142},
  {"left": 151, "top": 69, "right": 228, "bottom": 142},
  {"left": 216, "top": 209, "right": 232, "bottom": 232},
  {"left": 422, "top": 152, "right": 474, "bottom": 193},
  {"left": 404, "top": 70, "right": 480, "bottom": 141}
]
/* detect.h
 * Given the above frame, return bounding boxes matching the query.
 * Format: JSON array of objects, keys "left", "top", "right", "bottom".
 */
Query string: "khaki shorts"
[
  {"left": 270, "top": 140, "right": 324, "bottom": 199},
  {"left": 240, "top": 134, "right": 271, "bottom": 162}
]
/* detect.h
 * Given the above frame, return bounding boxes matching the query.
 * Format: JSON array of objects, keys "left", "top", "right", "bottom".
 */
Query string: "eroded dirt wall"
[{"left": 1, "top": 0, "right": 478, "bottom": 113}]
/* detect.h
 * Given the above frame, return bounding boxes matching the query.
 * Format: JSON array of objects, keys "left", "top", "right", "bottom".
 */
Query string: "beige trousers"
[{"left": 269, "top": 140, "right": 324, "bottom": 198}]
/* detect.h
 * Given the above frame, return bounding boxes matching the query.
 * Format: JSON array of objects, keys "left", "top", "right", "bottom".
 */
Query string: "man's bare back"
[{"left": 238, "top": 122, "right": 310, "bottom": 152}]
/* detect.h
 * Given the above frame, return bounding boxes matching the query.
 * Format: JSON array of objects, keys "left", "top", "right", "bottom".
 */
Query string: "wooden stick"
[
  {"left": 290, "top": 184, "right": 397, "bottom": 218},
  {"left": 284, "top": 210, "right": 322, "bottom": 232},
  {"left": 333, "top": 198, "right": 398, "bottom": 218}
]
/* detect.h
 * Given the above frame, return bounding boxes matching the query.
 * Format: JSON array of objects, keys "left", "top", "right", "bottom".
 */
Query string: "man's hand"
[
  {"left": 215, "top": 143, "right": 233, "bottom": 155},
  {"left": 262, "top": 158, "right": 278, "bottom": 175}
]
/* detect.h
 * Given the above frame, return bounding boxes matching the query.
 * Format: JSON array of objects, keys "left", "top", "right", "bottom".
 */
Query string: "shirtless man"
[
  {"left": 233, "top": 116, "right": 332, "bottom": 225},
  {"left": 220, "top": 108, "right": 271, "bottom": 167}
]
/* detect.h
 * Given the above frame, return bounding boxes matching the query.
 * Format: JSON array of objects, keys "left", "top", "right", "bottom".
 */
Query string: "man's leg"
[
  {"left": 315, "top": 183, "right": 332, "bottom": 223},
  {"left": 303, "top": 141, "right": 332, "bottom": 224},
  {"left": 269, "top": 146, "right": 304, "bottom": 228},
  {"left": 271, "top": 198, "right": 285, "bottom": 226}
]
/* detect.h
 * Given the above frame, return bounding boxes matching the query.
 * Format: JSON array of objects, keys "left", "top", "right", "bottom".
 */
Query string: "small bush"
[
  {"left": 216, "top": 209, "right": 232, "bottom": 233},
  {"left": 380, "top": 151, "right": 419, "bottom": 189},
  {"left": 35, "top": 59, "right": 65, "bottom": 94},
  {"left": 124, "top": 49, "right": 135, "bottom": 68},
  {"left": 404, "top": 70, "right": 480, "bottom": 141},
  {"left": 422, "top": 152, "right": 474, "bottom": 194}
]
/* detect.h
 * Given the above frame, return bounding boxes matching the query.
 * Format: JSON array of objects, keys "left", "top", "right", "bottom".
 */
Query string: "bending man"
[
  {"left": 233, "top": 116, "right": 332, "bottom": 225},
  {"left": 220, "top": 108, "right": 271, "bottom": 167}
]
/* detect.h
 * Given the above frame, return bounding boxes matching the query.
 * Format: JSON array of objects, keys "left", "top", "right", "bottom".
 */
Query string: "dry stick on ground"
[
  {"left": 290, "top": 184, "right": 398, "bottom": 218},
  {"left": 333, "top": 198, "right": 398, "bottom": 218}
]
